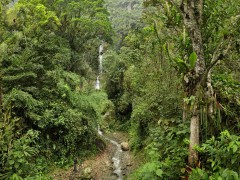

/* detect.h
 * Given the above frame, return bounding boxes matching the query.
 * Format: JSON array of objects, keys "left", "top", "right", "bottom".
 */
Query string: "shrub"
[
  {"left": 196, "top": 130, "right": 240, "bottom": 176},
  {"left": 132, "top": 119, "right": 189, "bottom": 179},
  {"left": 0, "top": 114, "right": 41, "bottom": 179}
]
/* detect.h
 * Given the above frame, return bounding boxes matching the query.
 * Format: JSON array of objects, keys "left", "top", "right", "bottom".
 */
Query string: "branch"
[
  {"left": 153, "top": 19, "right": 161, "bottom": 45},
  {"left": 196, "top": 0, "right": 203, "bottom": 25},
  {"left": 207, "top": 14, "right": 240, "bottom": 70},
  {"left": 200, "top": 37, "right": 233, "bottom": 86},
  {"left": 206, "top": 37, "right": 233, "bottom": 73}
]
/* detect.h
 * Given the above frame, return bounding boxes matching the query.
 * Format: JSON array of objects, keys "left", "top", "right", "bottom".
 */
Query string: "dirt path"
[{"left": 51, "top": 132, "right": 138, "bottom": 180}]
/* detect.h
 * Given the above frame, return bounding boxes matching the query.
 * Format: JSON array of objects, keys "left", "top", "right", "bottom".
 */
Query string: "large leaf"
[
  {"left": 189, "top": 52, "right": 197, "bottom": 69},
  {"left": 156, "top": 169, "right": 163, "bottom": 177},
  {"left": 175, "top": 58, "right": 189, "bottom": 73}
]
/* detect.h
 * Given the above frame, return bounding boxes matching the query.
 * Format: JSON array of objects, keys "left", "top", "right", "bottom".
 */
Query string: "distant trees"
[{"left": 105, "top": 0, "right": 143, "bottom": 50}]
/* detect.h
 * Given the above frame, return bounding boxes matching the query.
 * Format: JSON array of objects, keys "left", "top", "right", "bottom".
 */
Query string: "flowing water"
[
  {"left": 99, "top": 54, "right": 103, "bottom": 74},
  {"left": 98, "top": 126, "right": 123, "bottom": 180},
  {"left": 95, "top": 76, "right": 100, "bottom": 90},
  {"left": 95, "top": 42, "right": 104, "bottom": 90},
  {"left": 96, "top": 41, "right": 123, "bottom": 179},
  {"left": 99, "top": 43, "right": 104, "bottom": 74}
]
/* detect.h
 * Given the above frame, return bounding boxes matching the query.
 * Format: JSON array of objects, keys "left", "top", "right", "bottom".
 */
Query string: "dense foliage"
[
  {"left": 0, "top": 0, "right": 112, "bottom": 178},
  {"left": 103, "top": 0, "right": 240, "bottom": 179},
  {"left": 0, "top": 0, "right": 239, "bottom": 179}
]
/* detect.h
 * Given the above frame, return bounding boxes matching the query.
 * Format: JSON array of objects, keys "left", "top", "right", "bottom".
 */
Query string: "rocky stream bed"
[{"left": 51, "top": 132, "right": 138, "bottom": 180}]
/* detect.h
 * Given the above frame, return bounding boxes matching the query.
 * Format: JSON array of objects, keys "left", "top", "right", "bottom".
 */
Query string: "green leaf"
[
  {"left": 23, "top": 151, "right": 30, "bottom": 157},
  {"left": 189, "top": 52, "right": 197, "bottom": 69},
  {"left": 53, "top": 144, "right": 56, "bottom": 150},
  {"left": 156, "top": 169, "right": 163, "bottom": 177},
  {"left": 175, "top": 58, "right": 189, "bottom": 73},
  {"left": 232, "top": 145, "right": 238, "bottom": 153},
  {"left": 232, "top": 171, "right": 239, "bottom": 180},
  {"left": 181, "top": 168, "right": 186, "bottom": 173},
  {"left": 146, "top": 162, "right": 157, "bottom": 172},
  {"left": 11, "top": 173, "right": 23, "bottom": 180},
  {"left": 14, "top": 162, "right": 20, "bottom": 169},
  {"left": 3, "top": 145, "right": 8, "bottom": 151},
  {"left": 211, "top": 160, "right": 215, "bottom": 168},
  {"left": 17, "top": 158, "right": 24, "bottom": 163},
  {"left": 9, "top": 159, "right": 14, "bottom": 165}
]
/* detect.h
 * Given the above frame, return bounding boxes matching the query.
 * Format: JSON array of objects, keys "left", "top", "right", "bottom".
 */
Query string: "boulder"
[
  {"left": 81, "top": 167, "right": 92, "bottom": 179},
  {"left": 83, "top": 167, "right": 92, "bottom": 175},
  {"left": 120, "top": 142, "right": 129, "bottom": 151}
]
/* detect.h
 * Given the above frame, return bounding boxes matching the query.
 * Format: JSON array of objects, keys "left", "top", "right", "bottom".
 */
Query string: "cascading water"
[
  {"left": 97, "top": 126, "right": 123, "bottom": 180},
  {"left": 96, "top": 42, "right": 123, "bottom": 179},
  {"left": 99, "top": 54, "right": 103, "bottom": 74},
  {"left": 99, "top": 42, "right": 104, "bottom": 74},
  {"left": 95, "top": 42, "right": 104, "bottom": 90},
  {"left": 99, "top": 42, "right": 104, "bottom": 54},
  {"left": 97, "top": 125, "right": 103, "bottom": 136},
  {"left": 95, "top": 76, "right": 100, "bottom": 90},
  {"left": 111, "top": 141, "right": 123, "bottom": 180}
]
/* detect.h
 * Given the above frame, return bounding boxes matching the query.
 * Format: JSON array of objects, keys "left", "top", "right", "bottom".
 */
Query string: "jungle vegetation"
[{"left": 0, "top": 0, "right": 239, "bottom": 179}]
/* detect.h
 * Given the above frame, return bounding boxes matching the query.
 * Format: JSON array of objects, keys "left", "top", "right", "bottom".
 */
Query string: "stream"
[
  {"left": 98, "top": 126, "right": 123, "bottom": 180},
  {"left": 95, "top": 41, "right": 123, "bottom": 179}
]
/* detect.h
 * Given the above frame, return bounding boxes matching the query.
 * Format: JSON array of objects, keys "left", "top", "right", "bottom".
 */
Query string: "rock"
[
  {"left": 81, "top": 167, "right": 92, "bottom": 179},
  {"left": 127, "top": 163, "right": 132, "bottom": 166},
  {"left": 83, "top": 167, "right": 92, "bottom": 175},
  {"left": 105, "top": 160, "right": 111, "bottom": 167},
  {"left": 121, "top": 142, "right": 129, "bottom": 151}
]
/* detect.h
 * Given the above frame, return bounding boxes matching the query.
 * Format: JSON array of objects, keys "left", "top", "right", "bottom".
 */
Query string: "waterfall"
[
  {"left": 95, "top": 42, "right": 104, "bottom": 90},
  {"left": 99, "top": 43, "right": 104, "bottom": 54},
  {"left": 99, "top": 54, "right": 103, "bottom": 74},
  {"left": 95, "top": 76, "right": 100, "bottom": 90},
  {"left": 95, "top": 41, "right": 123, "bottom": 180}
]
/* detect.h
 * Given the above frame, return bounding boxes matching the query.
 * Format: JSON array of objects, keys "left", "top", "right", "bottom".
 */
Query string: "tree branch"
[
  {"left": 200, "top": 37, "right": 233, "bottom": 86},
  {"left": 207, "top": 37, "right": 233, "bottom": 73},
  {"left": 153, "top": 19, "right": 162, "bottom": 45}
]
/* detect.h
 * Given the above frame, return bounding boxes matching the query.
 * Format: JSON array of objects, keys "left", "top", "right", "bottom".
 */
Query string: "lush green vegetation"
[
  {"left": 0, "top": 0, "right": 112, "bottom": 178},
  {"left": 0, "top": 0, "right": 239, "bottom": 179},
  {"left": 103, "top": 0, "right": 240, "bottom": 179}
]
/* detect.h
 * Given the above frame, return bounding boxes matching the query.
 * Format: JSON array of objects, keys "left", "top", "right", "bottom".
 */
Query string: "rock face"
[{"left": 121, "top": 142, "right": 129, "bottom": 151}]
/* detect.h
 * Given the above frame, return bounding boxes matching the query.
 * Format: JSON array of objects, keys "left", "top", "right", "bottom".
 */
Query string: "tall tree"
[
  {"left": 178, "top": 0, "right": 205, "bottom": 166},
  {"left": 144, "top": 0, "right": 239, "bottom": 166}
]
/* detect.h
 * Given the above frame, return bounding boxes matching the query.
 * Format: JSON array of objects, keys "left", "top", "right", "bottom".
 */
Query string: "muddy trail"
[{"left": 51, "top": 132, "right": 138, "bottom": 180}]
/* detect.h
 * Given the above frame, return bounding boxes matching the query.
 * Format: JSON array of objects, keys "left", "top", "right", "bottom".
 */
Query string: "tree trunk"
[
  {"left": 180, "top": 0, "right": 205, "bottom": 166},
  {"left": 188, "top": 105, "right": 199, "bottom": 165},
  {"left": 182, "top": 101, "right": 187, "bottom": 122}
]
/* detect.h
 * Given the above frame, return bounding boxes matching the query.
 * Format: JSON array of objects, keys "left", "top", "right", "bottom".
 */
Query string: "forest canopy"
[{"left": 0, "top": 0, "right": 240, "bottom": 179}]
